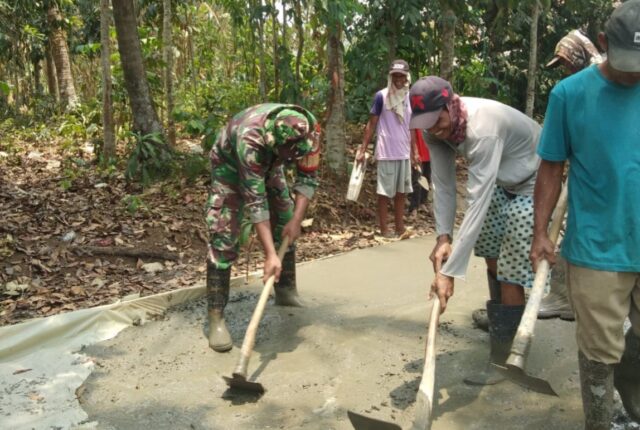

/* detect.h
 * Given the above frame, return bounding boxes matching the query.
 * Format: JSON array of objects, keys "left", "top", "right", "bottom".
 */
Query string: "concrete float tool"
[
  {"left": 415, "top": 165, "right": 430, "bottom": 192},
  {"left": 348, "top": 297, "right": 442, "bottom": 430},
  {"left": 347, "top": 153, "right": 369, "bottom": 201},
  {"left": 494, "top": 182, "right": 568, "bottom": 397},
  {"left": 223, "top": 237, "right": 290, "bottom": 394}
]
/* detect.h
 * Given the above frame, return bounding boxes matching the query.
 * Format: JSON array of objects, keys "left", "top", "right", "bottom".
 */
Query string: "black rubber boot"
[
  {"left": 579, "top": 351, "right": 614, "bottom": 430},
  {"left": 206, "top": 262, "right": 232, "bottom": 352},
  {"left": 614, "top": 330, "right": 640, "bottom": 423},
  {"left": 472, "top": 271, "right": 502, "bottom": 332},
  {"left": 464, "top": 301, "right": 524, "bottom": 386},
  {"left": 274, "top": 247, "right": 304, "bottom": 307}
]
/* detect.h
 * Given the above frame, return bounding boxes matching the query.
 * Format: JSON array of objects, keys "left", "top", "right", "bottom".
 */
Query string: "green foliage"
[
  {"left": 193, "top": 79, "right": 259, "bottom": 153},
  {"left": 0, "top": 0, "right": 621, "bottom": 175},
  {"left": 125, "top": 132, "right": 175, "bottom": 187},
  {"left": 344, "top": 0, "right": 439, "bottom": 122},
  {"left": 179, "top": 153, "right": 209, "bottom": 184},
  {"left": 59, "top": 157, "right": 87, "bottom": 191},
  {"left": 172, "top": 108, "right": 207, "bottom": 137},
  {"left": 122, "top": 194, "right": 148, "bottom": 215},
  {"left": 0, "top": 80, "right": 11, "bottom": 96},
  {"left": 454, "top": 58, "right": 501, "bottom": 100},
  {"left": 56, "top": 105, "right": 101, "bottom": 154}
]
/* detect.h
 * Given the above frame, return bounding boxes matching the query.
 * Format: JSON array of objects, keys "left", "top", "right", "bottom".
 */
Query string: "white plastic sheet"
[{"left": 0, "top": 275, "right": 254, "bottom": 429}]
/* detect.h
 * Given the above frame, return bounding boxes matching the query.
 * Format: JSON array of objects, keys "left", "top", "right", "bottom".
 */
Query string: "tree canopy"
[{"left": 0, "top": 0, "right": 616, "bottom": 178}]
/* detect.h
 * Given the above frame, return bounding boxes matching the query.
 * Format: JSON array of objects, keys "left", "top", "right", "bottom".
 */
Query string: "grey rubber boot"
[
  {"left": 472, "top": 271, "right": 502, "bottom": 332},
  {"left": 206, "top": 262, "right": 233, "bottom": 352},
  {"left": 464, "top": 301, "right": 524, "bottom": 386},
  {"left": 274, "top": 247, "right": 304, "bottom": 307},
  {"left": 614, "top": 330, "right": 640, "bottom": 423},
  {"left": 538, "top": 255, "right": 574, "bottom": 320},
  {"left": 579, "top": 351, "right": 614, "bottom": 430}
]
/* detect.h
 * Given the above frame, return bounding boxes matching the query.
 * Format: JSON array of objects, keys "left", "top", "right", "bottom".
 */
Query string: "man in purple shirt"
[{"left": 356, "top": 59, "right": 416, "bottom": 238}]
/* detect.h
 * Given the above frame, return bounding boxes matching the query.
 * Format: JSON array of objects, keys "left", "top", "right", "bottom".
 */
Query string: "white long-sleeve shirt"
[{"left": 427, "top": 97, "right": 542, "bottom": 280}]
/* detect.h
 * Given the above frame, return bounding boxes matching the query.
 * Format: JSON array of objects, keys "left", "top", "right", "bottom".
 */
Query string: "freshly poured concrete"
[{"left": 77, "top": 235, "right": 626, "bottom": 429}]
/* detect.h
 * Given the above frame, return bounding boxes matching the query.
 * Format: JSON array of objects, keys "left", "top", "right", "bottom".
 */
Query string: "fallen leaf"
[
  {"left": 4, "top": 281, "right": 29, "bottom": 294},
  {"left": 70, "top": 286, "right": 85, "bottom": 296},
  {"left": 95, "top": 237, "right": 114, "bottom": 247},
  {"left": 142, "top": 262, "right": 164, "bottom": 273}
]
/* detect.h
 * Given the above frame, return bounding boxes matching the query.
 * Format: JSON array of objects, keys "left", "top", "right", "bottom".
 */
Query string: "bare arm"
[
  {"left": 411, "top": 129, "right": 419, "bottom": 166},
  {"left": 530, "top": 159, "right": 565, "bottom": 271},
  {"left": 255, "top": 221, "right": 281, "bottom": 283},
  {"left": 356, "top": 115, "right": 379, "bottom": 163},
  {"left": 281, "top": 192, "right": 310, "bottom": 243}
]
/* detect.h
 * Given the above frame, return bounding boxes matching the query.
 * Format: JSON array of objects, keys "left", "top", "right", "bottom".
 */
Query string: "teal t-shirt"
[{"left": 538, "top": 65, "right": 640, "bottom": 272}]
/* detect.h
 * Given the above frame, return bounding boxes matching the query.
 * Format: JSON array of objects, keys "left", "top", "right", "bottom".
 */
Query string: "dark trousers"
[{"left": 408, "top": 162, "right": 431, "bottom": 212}]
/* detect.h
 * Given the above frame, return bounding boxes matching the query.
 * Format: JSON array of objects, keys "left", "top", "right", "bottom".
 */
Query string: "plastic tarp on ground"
[{"left": 0, "top": 275, "right": 256, "bottom": 430}]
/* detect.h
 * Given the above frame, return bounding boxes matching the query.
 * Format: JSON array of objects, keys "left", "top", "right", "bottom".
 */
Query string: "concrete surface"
[{"left": 77, "top": 235, "right": 636, "bottom": 430}]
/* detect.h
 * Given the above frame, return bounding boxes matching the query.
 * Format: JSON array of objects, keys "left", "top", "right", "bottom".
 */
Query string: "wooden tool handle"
[
  {"left": 508, "top": 183, "right": 568, "bottom": 367},
  {"left": 410, "top": 297, "right": 441, "bottom": 430},
  {"left": 233, "top": 237, "right": 290, "bottom": 377},
  {"left": 422, "top": 298, "right": 441, "bottom": 406}
]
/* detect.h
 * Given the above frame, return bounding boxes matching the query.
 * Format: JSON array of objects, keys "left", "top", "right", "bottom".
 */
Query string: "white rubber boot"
[{"left": 538, "top": 256, "right": 574, "bottom": 320}]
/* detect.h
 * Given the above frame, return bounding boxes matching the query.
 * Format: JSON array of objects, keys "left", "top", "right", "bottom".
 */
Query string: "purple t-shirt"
[{"left": 370, "top": 88, "right": 412, "bottom": 160}]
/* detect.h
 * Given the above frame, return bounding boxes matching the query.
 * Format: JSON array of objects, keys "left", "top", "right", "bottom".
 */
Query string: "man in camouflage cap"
[
  {"left": 546, "top": 29, "right": 603, "bottom": 74},
  {"left": 534, "top": 1, "right": 640, "bottom": 425},
  {"left": 531, "top": 29, "right": 604, "bottom": 323},
  {"left": 205, "top": 103, "right": 321, "bottom": 352}
]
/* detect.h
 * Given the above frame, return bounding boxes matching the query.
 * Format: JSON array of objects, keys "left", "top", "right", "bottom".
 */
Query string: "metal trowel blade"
[
  {"left": 417, "top": 176, "right": 430, "bottom": 191},
  {"left": 347, "top": 410, "right": 402, "bottom": 430},
  {"left": 223, "top": 374, "right": 265, "bottom": 394},
  {"left": 493, "top": 363, "right": 558, "bottom": 396}
]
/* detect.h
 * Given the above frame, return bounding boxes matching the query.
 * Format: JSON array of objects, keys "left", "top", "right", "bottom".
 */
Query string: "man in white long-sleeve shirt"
[{"left": 409, "top": 76, "right": 543, "bottom": 386}]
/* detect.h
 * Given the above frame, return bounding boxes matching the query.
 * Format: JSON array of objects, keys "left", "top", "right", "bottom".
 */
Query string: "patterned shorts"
[{"left": 474, "top": 187, "right": 540, "bottom": 289}]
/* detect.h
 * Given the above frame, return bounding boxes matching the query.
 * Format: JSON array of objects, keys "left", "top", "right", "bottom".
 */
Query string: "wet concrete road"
[{"left": 78, "top": 235, "right": 633, "bottom": 430}]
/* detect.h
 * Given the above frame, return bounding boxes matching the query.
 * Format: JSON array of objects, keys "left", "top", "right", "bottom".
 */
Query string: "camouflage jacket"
[{"left": 210, "top": 103, "right": 320, "bottom": 223}]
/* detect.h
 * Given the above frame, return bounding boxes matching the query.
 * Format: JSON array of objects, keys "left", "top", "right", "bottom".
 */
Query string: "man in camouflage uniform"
[{"left": 205, "top": 103, "right": 321, "bottom": 352}]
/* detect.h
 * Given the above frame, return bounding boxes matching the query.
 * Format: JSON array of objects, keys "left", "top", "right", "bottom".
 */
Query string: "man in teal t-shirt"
[{"left": 532, "top": 1, "right": 640, "bottom": 426}]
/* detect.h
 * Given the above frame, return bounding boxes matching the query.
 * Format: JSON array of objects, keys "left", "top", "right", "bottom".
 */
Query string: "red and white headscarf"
[{"left": 446, "top": 94, "right": 468, "bottom": 144}]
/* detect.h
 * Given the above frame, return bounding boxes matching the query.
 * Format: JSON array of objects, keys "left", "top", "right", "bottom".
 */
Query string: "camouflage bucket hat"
[
  {"left": 546, "top": 30, "right": 602, "bottom": 71},
  {"left": 273, "top": 109, "right": 318, "bottom": 159}
]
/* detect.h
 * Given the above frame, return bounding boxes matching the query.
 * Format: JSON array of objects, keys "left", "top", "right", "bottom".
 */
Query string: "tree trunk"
[
  {"left": 439, "top": 5, "right": 457, "bottom": 81},
  {"left": 256, "top": 0, "right": 267, "bottom": 101},
  {"left": 47, "top": 4, "right": 79, "bottom": 108},
  {"left": 11, "top": 70, "right": 19, "bottom": 106},
  {"left": 281, "top": 0, "right": 287, "bottom": 50},
  {"left": 163, "top": 0, "right": 176, "bottom": 145},
  {"left": 112, "top": 0, "right": 164, "bottom": 137},
  {"left": 271, "top": 0, "right": 279, "bottom": 99},
  {"left": 386, "top": 8, "right": 397, "bottom": 63},
  {"left": 525, "top": 1, "right": 540, "bottom": 118},
  {"left": 186, "top": 10, "right": 198, "bottom": 109},
  {"left": 33, "top": 58, "right": 43, "bottom": 97},
  {"left": 100, "top": 0, "right": 116, "bottom": 163},
  {"left": 294, "top": 0, "right": 304, "bottom": 103},
  {"left": 325, "top": 24, "right": 346, "bottom": 174},
  {"left": 45, "top": 43, "right": 58, "bottom": 100}
]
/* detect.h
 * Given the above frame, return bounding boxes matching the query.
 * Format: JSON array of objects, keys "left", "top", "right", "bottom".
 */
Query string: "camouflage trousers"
[{"left": 205, "top": 165, "right": 294, "bottom": 269}]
